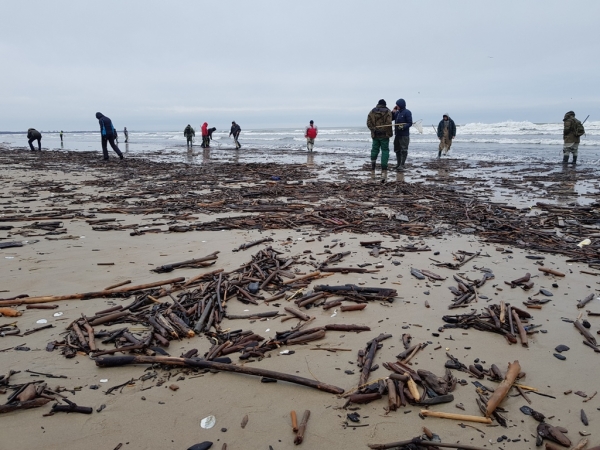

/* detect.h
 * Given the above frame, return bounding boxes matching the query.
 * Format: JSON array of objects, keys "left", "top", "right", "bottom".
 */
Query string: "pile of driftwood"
[
  {"left": 34, "top": 247, "right": 388, "bottom": 365},
  {"left": 442, "top": 303, "right": 534, "bottom": 346}
]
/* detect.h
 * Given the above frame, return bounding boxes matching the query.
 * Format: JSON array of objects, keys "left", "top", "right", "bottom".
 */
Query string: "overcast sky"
[{"left": 1, "top": 0, "right": 598, "bottom": 131}]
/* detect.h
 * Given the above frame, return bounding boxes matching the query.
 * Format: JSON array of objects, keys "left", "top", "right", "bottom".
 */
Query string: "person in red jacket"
[
  {"left": 201, "top": 122, "right": 209, "bottom": 148},
  {"left": 304, "top": 120, "right": 318, "bottom": 152}
]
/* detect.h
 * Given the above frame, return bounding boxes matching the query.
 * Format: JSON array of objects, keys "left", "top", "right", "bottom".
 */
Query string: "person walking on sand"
[
  {"left": 60, "top": 130, "right": 63, "bottom": 143},
  {"left": 305, "top": 120, "right": 318, "bottom": 152},
  {"left": 201, "top": 122, "right": 210, "bottom": 148},
  {"left": 124, "top": 127, "right": 129, "bottom": 143},
  {"left": 184, "top": 124, "right": 195, "bottom": 147},
  {"left": 392, "top": 99, "right": 412, "bottom": 171},
  {"left": 95, "top": 112, "right": 124, "bottom": 160},
  {"left": 562, "top": 111, "right": 585, "bottom": 165},
  {"left": 366, "top": 99, "right": 393, "bottom": 171},
  {"left": 27, "top": 128, "right": 42, "bottom": 151},
  {"left": 436, "top": 113, "right": 456, "bottom": 158},
  {"left": 230, "top": 121, "right": 241, "bottom": 149}
]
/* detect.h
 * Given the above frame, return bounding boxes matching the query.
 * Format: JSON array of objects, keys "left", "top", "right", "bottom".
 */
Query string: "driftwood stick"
[
  {"left": 95, "top": 355, "right": 344, "bottom": 394},
  {"left": 0, "top": 398, "right": 52, "bottom": 414},
  {"left": 368, "top": 438, "right": 489, "bottom": 450},
  {"left": 294, "top": 410, "right": 310, "bottom": 445},
  {"left": 0, "top": 277, "right": 186, "bottom": 306},
  {"left": 420, "top": 410, "right": 492, "bottom": 424},
  {"left": 485, "top": 360, "right": 521, "bottom": 417},
  {"left": 512, "top": 311, "right": 528, "bottom": 347},
  {"left": 538, "top": 267, "right": 565, "bottom": 277}
]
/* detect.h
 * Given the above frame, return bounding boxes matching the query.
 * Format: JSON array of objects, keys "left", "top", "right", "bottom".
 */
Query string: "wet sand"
[{"left": 1, "top": 147, "right": 599, "bottom": 449}]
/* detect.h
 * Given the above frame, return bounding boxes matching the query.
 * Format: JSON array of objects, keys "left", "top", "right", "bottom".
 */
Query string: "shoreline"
[{"left": 1, "top": 146, "right": 600, "bottom": 449}]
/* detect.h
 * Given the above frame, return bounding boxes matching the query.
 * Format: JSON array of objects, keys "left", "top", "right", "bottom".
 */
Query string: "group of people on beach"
[
  {"left": 184, "top": 122, "right": 241, "bottom": 149},
  {"left": 24, "top": 107, "right": 586, "bottom": 165}
]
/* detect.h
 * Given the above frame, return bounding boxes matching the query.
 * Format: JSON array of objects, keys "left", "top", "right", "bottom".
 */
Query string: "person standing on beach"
[
  {"left": 562, "top": 111, "right": 585, "bottom": 165},
  {"left": 305, "top": 120, "right": 318, "bottom": 152},
  {"left": 27, "top": 128, "right": 42, "bottom": 151},
  {"left": 392, "top": 99, "right": 412, "bottom": 171},
  {"left": 184, "top": 124, "right": 195, "bottom": 147},
  {"left": 230, "top": 121, "right": 242, "bottom": 149},
  {"left": 366, "top": 99, "right": 393, "bottom": 171},
  {"left": 436, "top": 114, "right": 456, "bottom": 158},
  {"left": 60, "top": 130, "right": 63, "bottom": 143},
  {"left": 95, "top": 112, "right": 124, "bottom": 160},
  {"left": 201, "top": 122, "right": 210, "bottom": 148},
  {"left": 124, "top": 127, "right": 129, "bottom": 143}
]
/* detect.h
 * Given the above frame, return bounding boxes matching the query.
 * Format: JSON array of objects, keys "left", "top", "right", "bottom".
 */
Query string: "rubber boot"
[
  {"left": 401, "top": 152, "right": 408, "bottom": 167},
  {"left": 562, "top": 155, "right": 569, "bottom": 165},
  {"left": 371, "top": 160, "right": 376, "bottom": 170},
  {"left": 571, "top": 156, "right": 577, "bottom": 165},
  {"left": 437, "top": 150, "right": 442, "bottom": 159}
]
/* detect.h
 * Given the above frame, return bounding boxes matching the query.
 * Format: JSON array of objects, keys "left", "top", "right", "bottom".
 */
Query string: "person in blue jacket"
[
  {"left": 95, "top": 112, "right": 124, "bottom": 160},
  {"left": 392, "top": 99, "right": 412, "bottom": 171}
]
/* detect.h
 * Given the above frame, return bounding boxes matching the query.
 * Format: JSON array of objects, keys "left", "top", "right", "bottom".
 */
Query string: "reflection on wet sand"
[{"left": 306, "top": 152, "right": 314, "bottom": 167}]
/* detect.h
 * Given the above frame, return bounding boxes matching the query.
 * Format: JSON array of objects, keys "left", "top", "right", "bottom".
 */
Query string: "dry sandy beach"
[{"left": 1, "top": 147, "right": 600, "bottom": 450}]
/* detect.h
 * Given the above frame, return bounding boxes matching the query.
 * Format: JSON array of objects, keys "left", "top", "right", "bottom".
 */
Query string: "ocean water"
[{"left": 2, "top": 120, "right": 600, "bottom": 166}]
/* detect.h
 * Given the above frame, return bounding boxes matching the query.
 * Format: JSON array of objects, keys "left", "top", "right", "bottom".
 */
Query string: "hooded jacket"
[
  {"left": 563, "top": 111, "right": 580, "bottom": 144},
  {"left": 27, "top": 128, "right": 42, "bottom": 140},
  {"left": 184, "top": 125, "right": 195, "bottom": 138},
  {"left": 392, "top": 99, "right": 412, "bottom": 137},
  {"left": 95, "top": 112, "right": 116, "bottom": 138},
  {"left": 230, "top": 123, "right": 241, "bottom": 136},
  {"left": 437, "top": 115, "right": 456, "bottom": 139},
  {"left": 367, "top": 103, "right": 393, "bottom": 139},
  {"left": 201, "top": 122, "right": 208, "bottom": 137}
]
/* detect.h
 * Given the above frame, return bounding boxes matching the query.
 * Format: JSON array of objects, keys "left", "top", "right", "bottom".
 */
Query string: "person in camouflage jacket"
[{"left": 366, "top": 99, "right": 393, "bottom": 171}]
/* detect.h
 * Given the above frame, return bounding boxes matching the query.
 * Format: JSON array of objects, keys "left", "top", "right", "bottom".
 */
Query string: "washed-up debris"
[{"left": 442, "top": 304, "right": 533, "bottom": 345}]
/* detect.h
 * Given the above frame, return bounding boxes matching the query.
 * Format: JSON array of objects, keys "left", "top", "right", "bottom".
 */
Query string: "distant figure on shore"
[
  {"left": 60, "top": 130, "right": 63, "bottom": 143},
  {"left": 114, "top": 128, "right": 119, "bottom": 144},
  {"left": 563, "top": 111, "right": 585, "bottom": 165},
  {"left": 230, "top": 121, "right": 241, "bottom": 149},
  {"left": 27, "top": 128, "right": 42, "bottom": 151},
  {"left": 366, "top": 99, "right": 393, "bottom": 171},
  {"left": 184, "top": 124, "right": 195, "bottom": 147},
  {"left": 201, "top": 122, "right": 210, "bottom": 148},
  {"left": 305, "top": 120, "right": 318, "bottom": 152},
  {"left": 95, "top": 112, "right": 124, "bottom": 160},
  {"left": 392, "top": 99, "right": 412, "bottom": 171},
  {"left": 124, "top": 127, "right": 129, "bottom": 143},
  {"left": 437, "top": 114, "right": 456, "bottom": 158}
]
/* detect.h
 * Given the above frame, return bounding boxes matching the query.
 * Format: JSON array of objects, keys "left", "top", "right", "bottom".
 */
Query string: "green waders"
[{"left": 371, "top": 138, "right": 390, "bottom": 170}]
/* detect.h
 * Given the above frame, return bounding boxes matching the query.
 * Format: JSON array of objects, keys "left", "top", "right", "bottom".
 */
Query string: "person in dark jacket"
[
  {"left": 229, "top": 121, "right": 241, "bottom": 149},
  {"left": 95, "top": 112, "right": 124, "bottom": 160},
  {"left": 392, "top": 99, "right": 412, "bottom": 170},
  {"left": 436, "top": 114, "right": 456, "bottom": 158},
  {"left": 60, "top": 130, "right": 63, "bottom": 143},
  {"left": 27, "top": 128, "right": 42, "bottom": 151},
  {"left": 184, "top": 124, "right": 195, "bottom": 146},
  {"left": 207, "top": 127, "right": 216, "bottom": 145},
  {"left": 366, "top": 99, "right": 393, "bottom": 170}
]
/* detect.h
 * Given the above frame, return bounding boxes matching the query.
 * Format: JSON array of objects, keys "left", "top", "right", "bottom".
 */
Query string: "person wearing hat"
[
  {"left": 366, "top": 99, "right": 393, "bottom": 171},
  {"left": 229, "top": 121, "right": 242, "bottom": 149},
  {"left": 304, "top": 120, "right": 318, "bottom": 152},
  {"left": 95, "top": 112, "right": 124, "bottom": 160},
  {"left": 392, "top": 99, "right": 412, "bottom": 170},
  {"left": 27, "top": 128, "right": 42, "bottom": 151},
  {"left": 436, "top": 113, "right": 456, "bottom": 158}
]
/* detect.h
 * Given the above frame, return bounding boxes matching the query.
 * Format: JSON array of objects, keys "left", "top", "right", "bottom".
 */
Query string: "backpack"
[{"left": 574, "top": 119, "right": 585, "bottom": 137}]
